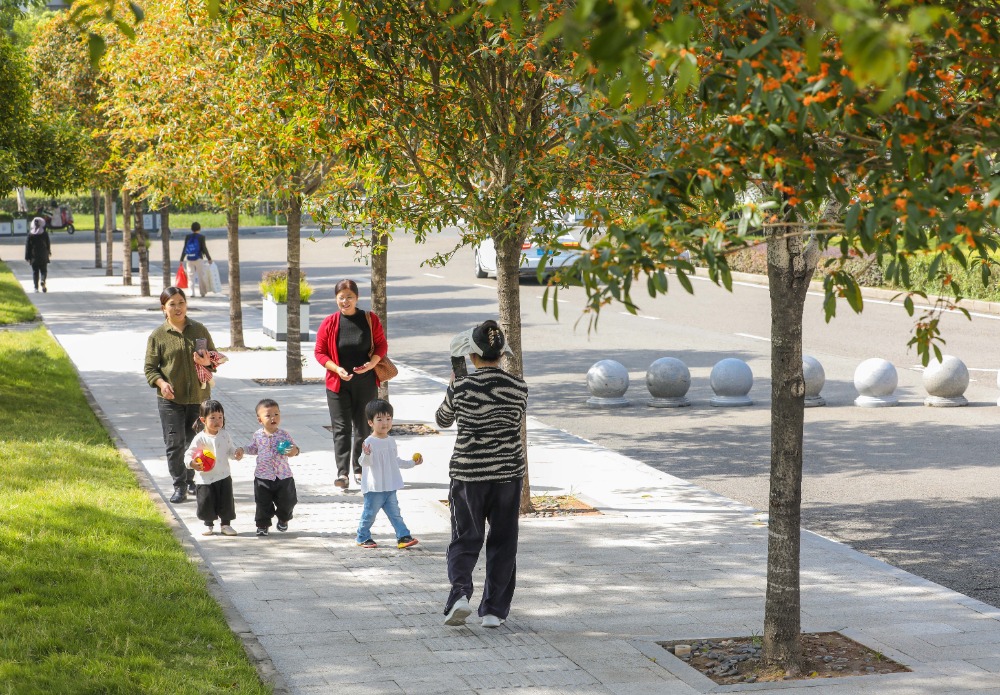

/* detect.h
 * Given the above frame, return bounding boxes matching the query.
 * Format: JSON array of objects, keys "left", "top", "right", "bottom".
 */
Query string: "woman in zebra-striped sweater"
[{"left": 436, "top": 320, "right": 528, "bottom": 629}]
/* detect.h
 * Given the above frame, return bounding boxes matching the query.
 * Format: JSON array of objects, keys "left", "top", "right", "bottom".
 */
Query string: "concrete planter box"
[
  {"left": 13, "top": 219, "right": 27, "bottom": 235},
  {"left": 0, "top": 222, "right": 11, "bottom": 236},
  {"left": 262, "top": 295, "right": 310, "bottom": 341}
]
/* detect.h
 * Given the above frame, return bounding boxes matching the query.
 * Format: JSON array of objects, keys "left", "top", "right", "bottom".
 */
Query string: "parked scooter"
[{"left": 36, "top": 204, "right": 75, "bottom": 234}]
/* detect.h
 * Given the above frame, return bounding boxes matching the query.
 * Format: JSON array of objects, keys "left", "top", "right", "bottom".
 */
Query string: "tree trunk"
[
  {"left": 122, "top": 189, "right": 132, "bottom": 286},
  {"left": 762, "top": 226, "right": 819, "bottom": 674},
  {"left": 371, "top": 227, "right": 389, "bottom": 400},
  {"left": 91, "top": 187, "right": 101, "bottom": 268},
  {"left": 104, "top": 190, "right": 114, "bottom": 276},
  {"left": 161, "top": 208, "right": 171, "bottom": 289},
  {"left": 494, "top": 229, "right": 534, "bottom": 514},
  {"left": 227, "top": 201, "right": 245, "bottom": 349},
  {"left": 285, "top": 194, "right": 303, "bottom": 383},
  {"left": 134, "top": 199, "right": 150, "bottom": 297}
]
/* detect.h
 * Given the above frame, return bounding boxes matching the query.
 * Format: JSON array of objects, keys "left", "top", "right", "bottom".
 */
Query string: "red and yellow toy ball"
[{"left": 194, "top": 448, "right": 216, "bottom": 473}]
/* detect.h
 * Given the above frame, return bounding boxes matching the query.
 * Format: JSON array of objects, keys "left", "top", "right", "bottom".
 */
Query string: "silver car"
[{"left": 474, "top": 231, "right": 582, "bottom": 280}]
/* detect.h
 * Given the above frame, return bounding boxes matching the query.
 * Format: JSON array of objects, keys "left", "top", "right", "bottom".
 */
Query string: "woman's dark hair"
[
  {"left": 334, "top": 279, "right": 359, "bottom": 297},
  {"left": 191, "top": 222, "right": 201, "bottom": 232},
  {"left": 159, "top": 286, "right": 186, "bottom": 307},
  {"left": 365, "top": 398, "right": 393, "bottom": 422},
  {"left": 194, "top": 399, "right": 225, "bottom": 432}
]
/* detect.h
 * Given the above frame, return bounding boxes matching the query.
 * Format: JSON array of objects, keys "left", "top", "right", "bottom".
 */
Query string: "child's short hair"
[
  {"left": 365, "top": 398, "right": 393, "bottom": 422},
  {"left": 195, "top": 399, "right": 225, "bottom": 431},
  {"left": 256, "top": 398, "right": 279, "bottom": 415}
]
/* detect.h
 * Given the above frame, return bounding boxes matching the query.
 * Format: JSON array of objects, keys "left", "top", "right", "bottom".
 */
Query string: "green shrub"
[
  {"left": 722, "top": 244, "right": 885, "bottom": 287},
  {"left": 259, "top": 270, "right": 313, "bottom": 303},
  {"left": 129, "top": 236, "right": 152, "bottom": 251}
]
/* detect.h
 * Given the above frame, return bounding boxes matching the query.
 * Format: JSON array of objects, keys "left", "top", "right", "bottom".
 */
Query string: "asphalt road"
[{"left": 22, "top": 225, "right": 1000, "bottom": 608}]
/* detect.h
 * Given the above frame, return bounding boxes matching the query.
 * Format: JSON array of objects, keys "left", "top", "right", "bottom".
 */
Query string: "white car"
[{"left": 474, "top": 232, "right": 582, "bottom": 280}]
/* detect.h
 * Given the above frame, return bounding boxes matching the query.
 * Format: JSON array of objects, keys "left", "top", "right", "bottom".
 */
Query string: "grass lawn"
[
  {"left": 69, "top": 213, "right": 279, "bottom": 234},
  {"left": 0, "top": 261, "right": 37, "bottom": 324},
  {"left": 0, "top": 273, "right": 270, "bottom": 694}
]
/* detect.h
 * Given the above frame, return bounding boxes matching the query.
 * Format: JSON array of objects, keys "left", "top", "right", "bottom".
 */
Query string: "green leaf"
[
  {"left": 206, "top": 0, "right": 220, "bottom": 20},
  {"left": 674, "top": 56, "right": 698, "bottom": 99},
  {"left": 87, "top": 33, "right": 106, "bottom": 68},
  {"left": 844, "top": 277, "right": 863, "bottom": 313},
  {"left": 804, "top": 31, "right": 821, "bottom": 72},
  {"left": 676, "top": 270, "right": 693, "bottom": 294}
]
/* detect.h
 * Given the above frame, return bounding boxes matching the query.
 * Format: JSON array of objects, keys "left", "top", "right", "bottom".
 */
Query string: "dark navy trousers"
[{"left": 445, "top": 478, "right": 522, "bottom": 619}]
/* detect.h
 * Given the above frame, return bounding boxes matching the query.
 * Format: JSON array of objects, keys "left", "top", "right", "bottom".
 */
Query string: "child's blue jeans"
[{"left": 356, "top": 490, "right": 411, "bottom": 543}]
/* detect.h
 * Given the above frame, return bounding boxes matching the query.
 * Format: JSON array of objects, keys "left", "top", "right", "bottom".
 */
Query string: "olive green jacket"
[{"left": 144, "top": 319, "right": 216, "bottom": 405}]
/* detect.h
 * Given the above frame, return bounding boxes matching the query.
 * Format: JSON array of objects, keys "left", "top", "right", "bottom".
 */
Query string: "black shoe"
[
  {"left": 41, "top": 282, "right": 47, "bottom": 293},
  {"left": 169, "top": 488, "right": 186, "bottom": 504},
  {"left": 187, "top": 481, "right": 197, "bottom": 495},
  {"left": 256, "top": 527, "right": 269, "bottom": 537},
  {"left": 276, "top": 520, "right": 288, "bottom": 532}
]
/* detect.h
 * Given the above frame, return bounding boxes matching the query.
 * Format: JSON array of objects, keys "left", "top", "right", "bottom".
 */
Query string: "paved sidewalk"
[{"left": 9, "top": 256, "right": 1000, "bottom": 694}]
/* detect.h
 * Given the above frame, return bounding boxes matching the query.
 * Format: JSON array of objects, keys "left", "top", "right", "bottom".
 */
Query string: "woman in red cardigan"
[{"left": 315, "top": 279, "right": 388, "bottom": 489}]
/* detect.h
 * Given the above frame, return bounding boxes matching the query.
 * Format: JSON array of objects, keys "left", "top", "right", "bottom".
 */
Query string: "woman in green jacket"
[{"left": 144, "top": 286, "right": 217, "bottom": 503}]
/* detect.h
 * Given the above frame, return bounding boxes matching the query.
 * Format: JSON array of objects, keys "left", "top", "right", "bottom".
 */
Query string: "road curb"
[
  {"left": 44, "top": 324, "right": 292, "bottom": 695},
  {"left": 693, "top": 266, "right": 1000, "bottom": 317}
]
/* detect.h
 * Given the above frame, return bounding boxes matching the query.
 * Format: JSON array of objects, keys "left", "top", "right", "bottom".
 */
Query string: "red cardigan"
[{"left": 314, "top": 310, "right": 388, "bottom": 393}]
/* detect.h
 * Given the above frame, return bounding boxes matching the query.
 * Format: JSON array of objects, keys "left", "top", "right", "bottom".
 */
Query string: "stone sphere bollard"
[
  {"left": 854, "top": 358, "right": 898, "bottom": 407},
  {"left": 802, "top": 355, "right": 826, "bottom": 407},
  {"left": 646, "top": 357, "right": 691, "bottom": 408},
  {"left": 710, "top": 358, "right": 753, "bottom": 407},
  {"left": 586, "top": 359, "right": 630, "bottom": 407},
  {"left": 923, "top": 355, "right": 969, "bottom": 407}
]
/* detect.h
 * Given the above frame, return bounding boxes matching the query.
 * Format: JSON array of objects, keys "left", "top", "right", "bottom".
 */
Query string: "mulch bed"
[
  {"left": 660, "top": 632, "right": 909, "bottom": 685},
  {"left": 441, "top": 494, "right": 601, "bottom": 518}
]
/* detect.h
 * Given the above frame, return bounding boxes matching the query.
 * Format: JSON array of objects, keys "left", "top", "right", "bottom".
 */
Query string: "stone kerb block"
[
  {"left": 710, "top": 358, "right": 753, "bottom": 407},
  {"left": 586, "top": 359, "right": 630, "bottom": 407},
  {"left": 803, "top": 355, "right": 826, "bottom": 407},
  {"left": 646, "top": 357, "right": 691, "bottom": 408},
  {"left": 923, "top": 355, "right": 969, "bottom": 407},
  {"left": 854, "top": 358, "right": 898, "bottom": 407}
]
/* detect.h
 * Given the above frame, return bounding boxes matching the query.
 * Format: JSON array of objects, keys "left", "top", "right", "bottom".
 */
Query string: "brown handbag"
[{"left": 366, "top": 312, "right": 398, "bottom": 382}]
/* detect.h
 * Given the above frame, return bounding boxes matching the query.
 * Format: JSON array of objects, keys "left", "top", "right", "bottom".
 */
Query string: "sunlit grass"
[
  {"left": 0, "top": 261, "right": 37, "bottom": 325},
  {"left": 0, "top": 275, "right": 270, "bottom": 694}
]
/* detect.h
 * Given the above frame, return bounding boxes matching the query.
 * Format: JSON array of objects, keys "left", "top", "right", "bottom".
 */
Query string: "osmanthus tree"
[
  {"left": 241, "top": 0, "right": 660, "bottom": 510},
  {"left": 511, "top": 0, "right": 1000, "bottom": 673},
  {"left": 27, "top": 10, "right": 118, "bottom": 268},
  {"left": 0, "top": 33, "right": 33, "bottom": 197},
  {"left": 100, "top": 0, "right": 274, "bottom": 345}
]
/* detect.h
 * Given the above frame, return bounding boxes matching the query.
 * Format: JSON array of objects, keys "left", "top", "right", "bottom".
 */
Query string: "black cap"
[{"left": 472, "top": 320, "right": 506, "bottom": 361}]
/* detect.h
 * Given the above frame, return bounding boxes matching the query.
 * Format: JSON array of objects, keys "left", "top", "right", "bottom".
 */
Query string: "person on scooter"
[{"left": 25, "top": 217, "right": 51, "bottom": 293}]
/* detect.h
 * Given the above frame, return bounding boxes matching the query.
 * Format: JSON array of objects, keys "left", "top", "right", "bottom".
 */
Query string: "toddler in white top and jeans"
[{"left": 356, "top": 399, "right": 422, "bottom": 549}]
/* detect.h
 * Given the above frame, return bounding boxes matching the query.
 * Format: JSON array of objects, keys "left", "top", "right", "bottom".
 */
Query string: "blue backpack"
[{"left": 183, "top": 234, "right": 202, "bottom": 260}]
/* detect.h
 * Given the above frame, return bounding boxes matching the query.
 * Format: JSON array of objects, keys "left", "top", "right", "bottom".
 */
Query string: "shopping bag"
[
  {"left": 208, "top": 262, "right": 223, "bottom": 294},
  {"left": 174, "top": 264, "right": 188, "bottom": 289}
]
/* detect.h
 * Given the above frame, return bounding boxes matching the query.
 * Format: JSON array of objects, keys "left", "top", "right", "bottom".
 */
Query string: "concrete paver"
[{"left": 6, "top": 247, "right": 1000, "bottom": 694}]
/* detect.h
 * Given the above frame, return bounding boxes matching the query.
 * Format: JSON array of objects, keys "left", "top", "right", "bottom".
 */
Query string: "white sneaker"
[
  {"left": 202, "top": 526, "right": 214, "bottom": 536},
  {"left": 220, "top": 525, "right": 237, "bottom": 536},
  {"left": 444, "top": 597, "right": 472, "bottom": 626},
  {"left": 481, "top": 614, "right": 505, "bottom": 628}
]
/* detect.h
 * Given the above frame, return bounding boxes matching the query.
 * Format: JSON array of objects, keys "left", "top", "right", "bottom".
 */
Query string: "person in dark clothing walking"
[
  {"left": 25, "top": 217, "right": 51, "bottom": 293},
  {"left": 436, "top": 320, "right": 528, "bottom": 629}
]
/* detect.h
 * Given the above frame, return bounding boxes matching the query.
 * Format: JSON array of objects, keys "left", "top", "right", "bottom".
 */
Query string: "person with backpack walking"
[{"left": 179, "top": 222, "right": 213, "bottom": 297}]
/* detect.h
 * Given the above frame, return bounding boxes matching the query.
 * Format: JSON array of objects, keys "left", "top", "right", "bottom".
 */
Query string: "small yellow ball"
[{"left": 412, "top": 453, "right": 421, "bottom": 462}]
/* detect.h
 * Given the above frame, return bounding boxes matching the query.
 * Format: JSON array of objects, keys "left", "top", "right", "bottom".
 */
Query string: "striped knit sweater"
[{"left": 435, "top": 366, "right": 528, "bottom": 483}]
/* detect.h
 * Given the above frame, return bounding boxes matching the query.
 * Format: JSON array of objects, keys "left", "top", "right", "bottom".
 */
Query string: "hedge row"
[{"left": 0, "top": 194, "right": 250, "bottom": 218}]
